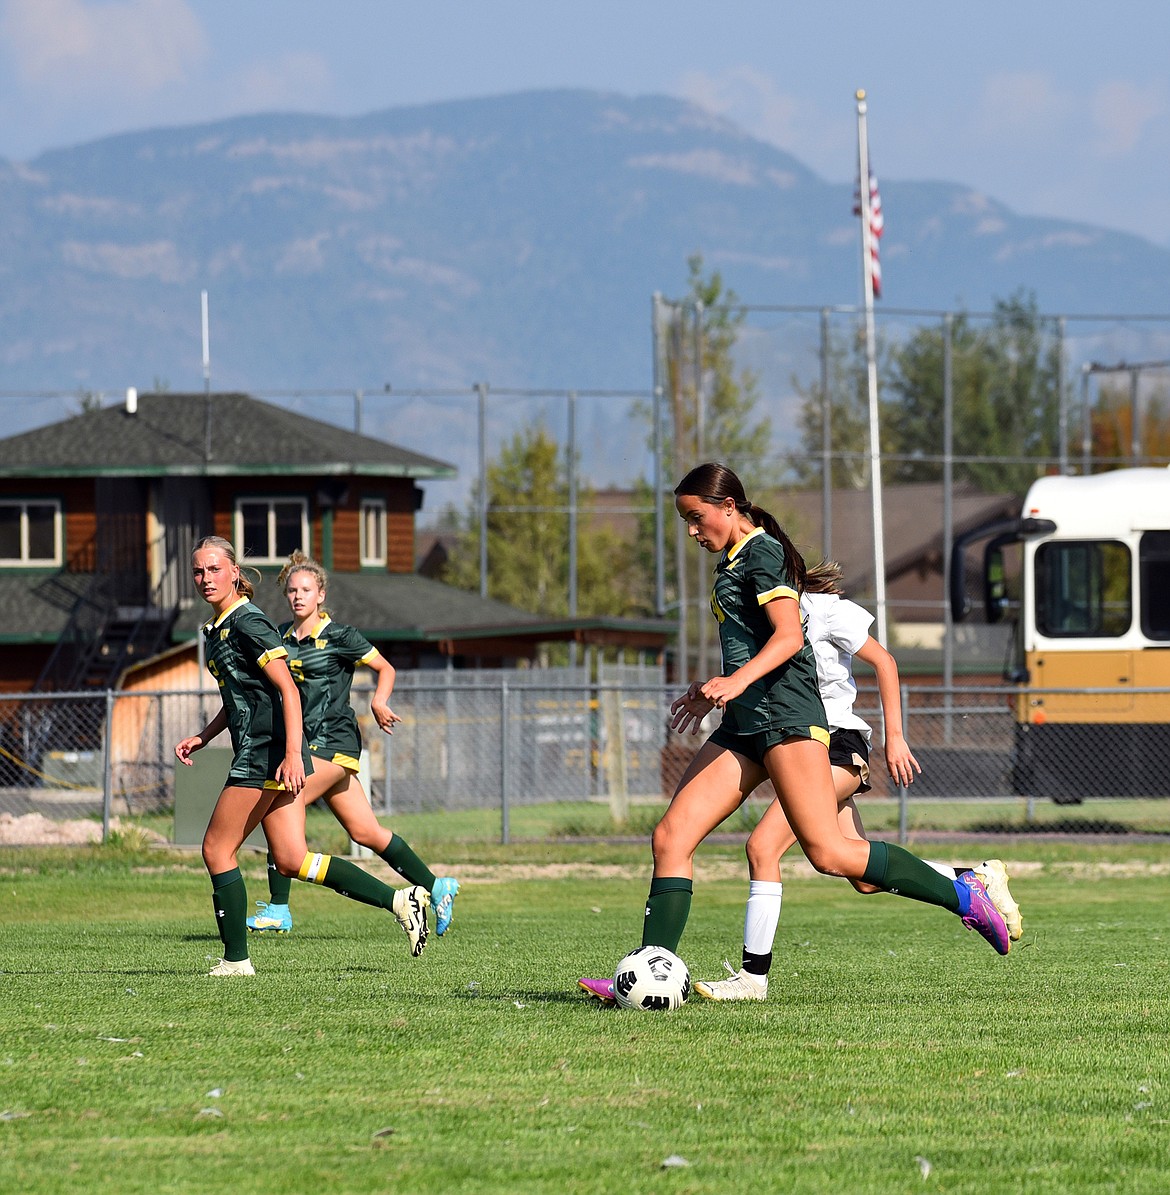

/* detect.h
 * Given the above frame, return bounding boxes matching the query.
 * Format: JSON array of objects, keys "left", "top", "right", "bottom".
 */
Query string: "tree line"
[{"left": 431, "top": 256, "right": 1170, "bottom": 638}]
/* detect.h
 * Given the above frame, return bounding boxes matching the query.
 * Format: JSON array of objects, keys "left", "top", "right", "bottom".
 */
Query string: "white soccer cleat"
[
  {"left": 694, "top": 961, "right": 767, "bottom": 1002},
  {"left": 392, "top": 885, "right": 431, "bottom": 958},
  {"left": 973, "top": 859, "right": 1023, "bottom": 942},
  {"left": 208, "top": 957, "right": 256, "bottom": 977}
]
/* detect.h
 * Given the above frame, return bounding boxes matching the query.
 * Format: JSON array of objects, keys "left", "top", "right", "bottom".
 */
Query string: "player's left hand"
[
  {"left": 884, "top": 732, "right": 922, "bottom": 787},
  {"left": 372, "top": 703, "right": 402, "bottom": 734},
  {"left": 669, "top": 683, "right": 714, "bottom": 735}
]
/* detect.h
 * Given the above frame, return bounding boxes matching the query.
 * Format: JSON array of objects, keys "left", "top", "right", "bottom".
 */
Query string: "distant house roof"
[
  {"left": 775, "top": 483, "right": 1020, "bottom": 593},
  {"left": 0, "top": 391, "right": 455, "bottom": 479},
  {"left": 0, "top": 568, "right": 670, "bottom": 654},
  {"left": 173, "top": 570, "right": 669, "bottom": 650}
]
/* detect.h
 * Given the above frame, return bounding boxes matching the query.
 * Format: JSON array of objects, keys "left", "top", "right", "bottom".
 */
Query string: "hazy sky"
[{"left": 1, "top": 0, "right": 1167, "bottom": 246}]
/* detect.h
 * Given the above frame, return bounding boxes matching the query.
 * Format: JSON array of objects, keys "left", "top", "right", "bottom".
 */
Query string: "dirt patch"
[{"left": 0, "top": 813, "right": 166, "bottom": 846}]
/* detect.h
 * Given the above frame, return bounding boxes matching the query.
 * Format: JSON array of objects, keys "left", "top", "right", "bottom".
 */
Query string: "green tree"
[
  {"left": 440, "top": 422, "right": 643, "bottom": 622},
  {"left": 630, "top": 255, "right": 775, "bottom": 580},
  {"left": 884, "top": 291, "right": 1064, "bottom": 491},
  {"left": 794, "top": 290, "right": 1067, "bottom": 495},
  {"left": 790, "top": 320, "right": 894, "bottom": 490}
]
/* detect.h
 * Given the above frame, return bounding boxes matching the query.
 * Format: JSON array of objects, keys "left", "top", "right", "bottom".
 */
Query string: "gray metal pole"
[
  {"left": 477, "top": 382, "right": 488, "bottom": 599},
  {"left": 500, "top": 678, "right": 511, "bottom": 845},
  {"left": 567, "top": 390, "right": 579, "bottom": 667},
  {"left": 354, "top": 388, "right": 364, "bottom": 436},
  {"left": 102, "top": 688, "right": 114, "bottom": 842},
  {"left": 1080, "top": 364, "right": 1092, "bottom": 475},
  {"left": 652, "top": 293, "right": 666, "bottom": 617},
  {"left": 1130, "top": 368, "right": 1141, "bottom": 464},
  {"left": 694, "top": 301, "right": 709, "bottom": 681},
  {"left": 1055, "top": 317, "right": 1067, "bottom": 473},
  {"left": 942, "top": 313, "right": 955, "bottom": 744},
  {"left": 820, "top": 307, "right": 832, "bottom": 558}
]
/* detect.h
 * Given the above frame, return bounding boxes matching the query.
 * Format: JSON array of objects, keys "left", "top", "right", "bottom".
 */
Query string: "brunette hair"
[
  {"left": 192, "top": 535, "right": 258, "bottom": 599},
  {"left": 674, "top": 462, "right": 808, "bottom": 591}
]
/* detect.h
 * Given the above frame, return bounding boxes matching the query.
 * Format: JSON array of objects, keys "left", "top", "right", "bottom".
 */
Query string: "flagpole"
[{"left": 855, "top": 88, "right": 888, "bottom": 647}]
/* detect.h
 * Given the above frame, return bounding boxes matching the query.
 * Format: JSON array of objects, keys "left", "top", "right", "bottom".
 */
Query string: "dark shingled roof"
[
  {"left": 2, "top": 570, "right": 669, "bottom": 650},
  {"left": 0, "top": 392, "right": 455, "bottom": 479},
  {"left": 172, "top": 570, "right": 670, "bottom": 645}
]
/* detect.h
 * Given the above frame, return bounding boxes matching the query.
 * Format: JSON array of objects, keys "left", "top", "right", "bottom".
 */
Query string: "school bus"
[{"left": 950, "top": 466, "right": 1170, "bottom": 800}]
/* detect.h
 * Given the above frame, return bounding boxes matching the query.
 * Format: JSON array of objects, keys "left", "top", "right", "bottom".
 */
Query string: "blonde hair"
[
  {"left": 804, "top": 559, "right": 845, "bottom": 596},
  {"left": 192, "top": 535, "right": 258, "bottom": 599},
  {"left": 278, "top": 550, "right": 329, "bottom": 613}
]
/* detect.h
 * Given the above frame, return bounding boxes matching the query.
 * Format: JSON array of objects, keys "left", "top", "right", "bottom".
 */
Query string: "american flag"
[{"left": 854, "top": 172, "right": 884, "bottom": 298}]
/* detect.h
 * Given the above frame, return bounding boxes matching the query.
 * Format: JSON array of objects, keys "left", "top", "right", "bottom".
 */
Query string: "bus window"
[
  {"left": 1035, "top": 540, "right": 1131, "bottom": 638},
  {"left": 1140, "top": 531, "right": 1170, "bottom": 641}
]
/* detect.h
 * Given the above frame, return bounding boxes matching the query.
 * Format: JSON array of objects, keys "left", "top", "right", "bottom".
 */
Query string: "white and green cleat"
[
  {"left": 392, "top": 885, "right": 431, "bottom": 957},
  {"left": 972, "top": 859, "right": 1023, "bottom": 942}
]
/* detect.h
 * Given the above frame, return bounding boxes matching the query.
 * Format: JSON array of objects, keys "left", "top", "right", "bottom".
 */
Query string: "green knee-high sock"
[
  {"left": 379, "top": 834, "right": 437, "bottom": 891},
  {"left": 266, "top": 851, "right": 292, "bottom": 905},
  {"left": 210, "top": 867, "right": 250, "bottom": 962},
  {"left": 297, "top": 851, "right": 396, "bottom": 911},
  {"left": 641, "top": 877, "right": 693, "bottom": 952},
  {"left": 863, "top": 841, "right": 961, "bottom": 912}
]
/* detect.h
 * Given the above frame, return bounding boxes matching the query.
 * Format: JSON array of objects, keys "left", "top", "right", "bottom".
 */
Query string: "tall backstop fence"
[{"left": 2, "top": 674, "right": 1168, "bottom": 847}]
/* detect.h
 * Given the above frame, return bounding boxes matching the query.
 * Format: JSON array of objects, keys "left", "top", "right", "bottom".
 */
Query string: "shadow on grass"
[{"left": 966, "top": 818, "right": 1166, "bottom": 835}]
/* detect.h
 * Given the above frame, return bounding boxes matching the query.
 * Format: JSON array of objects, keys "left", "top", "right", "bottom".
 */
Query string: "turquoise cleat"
[
  {"left": 246, "top": 902, "right": 292, "bottom": 934},
  {"left": 431, "top": 877, "right": 460, "bottom": 936}
]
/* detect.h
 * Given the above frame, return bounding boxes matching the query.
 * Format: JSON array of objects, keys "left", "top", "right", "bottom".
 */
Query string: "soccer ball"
[{"left": 612, "top": 945, "right": 690, "bottom": 1011}]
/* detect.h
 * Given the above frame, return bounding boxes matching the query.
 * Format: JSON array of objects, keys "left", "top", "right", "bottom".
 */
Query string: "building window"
[
  {"left": 235, "top": 498, "right": 308, "bottom": 563},
  {"left": 360, "top": 498, "right": 387, "bottom": 566},
  {"left": 0, "top": 499, "right": 62, "bottom": 565}
]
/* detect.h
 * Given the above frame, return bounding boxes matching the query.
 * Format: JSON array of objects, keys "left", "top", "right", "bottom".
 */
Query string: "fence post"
[
  {"left": 500, "top": 677, "right": 510, "bottom": 845},
  {"left": 103, "top": 688, "right": 115, "bottom": 843},
  {"left": 897, "top": 681, "right": 909, "bottom": 845}
]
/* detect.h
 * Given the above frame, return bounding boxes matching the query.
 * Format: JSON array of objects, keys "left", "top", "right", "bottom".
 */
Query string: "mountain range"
[{"left": 3, "top": 89, "right": 1169, "bottom": 504}]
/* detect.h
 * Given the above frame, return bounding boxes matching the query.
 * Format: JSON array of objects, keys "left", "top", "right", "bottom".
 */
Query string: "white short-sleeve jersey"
[{"left": 799, "top": 592, "right": 874, "bottom": 744}]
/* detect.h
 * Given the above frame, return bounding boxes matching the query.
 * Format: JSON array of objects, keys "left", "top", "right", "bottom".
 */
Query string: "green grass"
[{"left": 0, "top": 840, "right": 1167, "bottom": 1194}]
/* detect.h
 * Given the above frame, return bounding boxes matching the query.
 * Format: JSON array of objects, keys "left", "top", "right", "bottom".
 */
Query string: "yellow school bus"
[{"left": 950, "top": 466, "right": 1170, "bottom": 799}]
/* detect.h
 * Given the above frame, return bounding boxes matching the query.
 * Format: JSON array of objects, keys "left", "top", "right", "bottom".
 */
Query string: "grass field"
[{"left": 1, "top": 835, "right": 1168, "bottom": 1194}]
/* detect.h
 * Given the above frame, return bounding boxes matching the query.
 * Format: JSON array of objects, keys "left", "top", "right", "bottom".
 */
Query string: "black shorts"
[
  {"left": 707, "top": 722, "right": 830, "bottom": 768},
  {"left": 828, "top": 727, "right": 871, "bottom": 793}
]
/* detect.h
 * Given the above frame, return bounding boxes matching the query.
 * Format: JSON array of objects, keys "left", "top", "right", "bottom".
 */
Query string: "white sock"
[
  {"left": 743, "top": 880, "right": 783, "bottom": 959},
  {"left": 925, "top": 861, "right": 959, "bottom": 880}
]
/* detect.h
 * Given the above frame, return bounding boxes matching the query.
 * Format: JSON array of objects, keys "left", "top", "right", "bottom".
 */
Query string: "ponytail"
[{"left": 675, "top": 462, "right": 808, "bottom": 591}]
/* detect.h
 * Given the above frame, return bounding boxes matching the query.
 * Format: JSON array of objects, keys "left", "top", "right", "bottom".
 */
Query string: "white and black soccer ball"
[{"left": 612, "top": 945, "right": 690, "bottom": 1011}]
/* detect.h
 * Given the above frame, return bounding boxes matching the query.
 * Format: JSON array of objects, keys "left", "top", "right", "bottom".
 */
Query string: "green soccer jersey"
[
  {"left": 280, "top": 615, "right": 378, "bottom": 770},
  {"left": 710, "top": 526, "right": 827, "bottom": 735},
  {"left": 202, "top": 597, "right": 309, "bottom": 784}
]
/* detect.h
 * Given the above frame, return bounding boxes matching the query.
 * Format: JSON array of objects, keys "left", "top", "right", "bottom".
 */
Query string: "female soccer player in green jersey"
[
  {"left": 578, "top": 463, "right": 1012, "bottom": 1002},
  {"left": 175, "top": 537, "right": 430, "bottom": 976},
  {"left": 246, "top": 551, "right": 459, "bottom": 938},
  {"left": 693, "top": 561, "right": 1023, "bottom": 1002}
]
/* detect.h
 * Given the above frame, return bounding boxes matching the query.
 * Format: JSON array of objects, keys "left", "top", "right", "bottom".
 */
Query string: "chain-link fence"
[{"left": 2, "top": 675, "right": 1167, "bottom": 846}]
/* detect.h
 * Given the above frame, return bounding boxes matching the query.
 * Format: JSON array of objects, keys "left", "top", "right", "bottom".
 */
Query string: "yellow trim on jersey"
[
  {"left": 726, "top": 525, "right": 765, "bottom": 562},
  {"left": 810, "top": 725, "right": 831, "bottom": 748},
  {"left": 257, "top": 644, "right": 289, "bottom": 669},
  {"left": 282, "top": 614, "right": 332, "bottom": 641},
  {"left": 202, "top": 595, "right": 250, "bottom": 633},
  {"left": 757, "top": 584, "right": 798, "bottom": 606},
  {"left": 358, "top": 648, "right": 380, "bottom": 667},
  {"left": 298, "top": 851, "right": 332, "bottom": 884}
]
